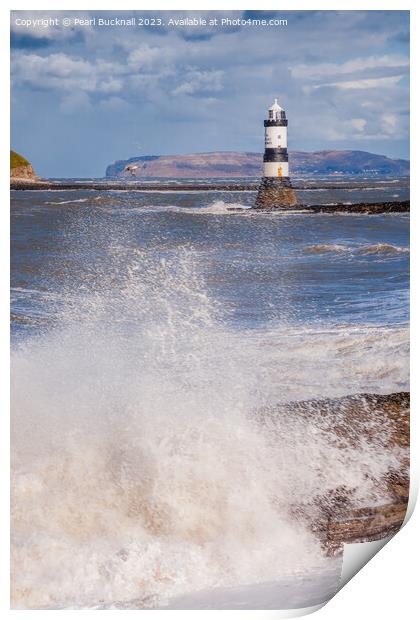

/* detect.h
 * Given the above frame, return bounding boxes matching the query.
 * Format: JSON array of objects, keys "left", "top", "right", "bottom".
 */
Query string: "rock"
[
  {"left": 305, "top": 200, "right": 410, "bottom": 214},
  {"left": 254, "top": 177, "right": 297, "bottom": 208},
  {"left": 316, "top": 502, "right": 408, "bottom": 555},
  {"left": 251, "top": 200, "right": 409, "bottom": 214},
  {"left": 10, "top": 150, "right": 37, "bottom": 181},
  {"left": 260, "top": 392, "right": 409, "bottom": 555}
]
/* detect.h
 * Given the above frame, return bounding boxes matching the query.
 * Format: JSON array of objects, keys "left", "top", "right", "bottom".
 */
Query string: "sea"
[{"left": 10, "top": 176, "right": 409, "bottom": 610}]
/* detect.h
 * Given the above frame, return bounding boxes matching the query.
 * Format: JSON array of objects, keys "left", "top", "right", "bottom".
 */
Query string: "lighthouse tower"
[{"left": 254, "top": 98, "right": 297, "bottom": 208}]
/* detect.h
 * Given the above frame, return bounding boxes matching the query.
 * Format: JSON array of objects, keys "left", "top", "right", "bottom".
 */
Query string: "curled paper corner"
[
  {"left": 219, "top": 604, "right": 328, "bottom": 619},
  {"left": 279, "top": 602, "right": 329, "bottom": 618},
  {"left": 269, "top": 602, "right": 329, "bottom": 618},
  {"left": 339, "top": 478, "right": 417, "bottom": 591},
  {"left": 339, "top": 536, "right": 392, "bottom": 589},
  {"left": 404, "top": 474, "right": 419, "bottom": 524}
]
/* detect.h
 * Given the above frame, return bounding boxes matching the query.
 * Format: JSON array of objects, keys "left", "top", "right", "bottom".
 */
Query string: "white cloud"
[
  {"left": 381, "top": 113, "right": 399, "bottom": 136},
  {"left": 127, "top": 44, "right": 173, "bottom": 72},
  {"left": 172, "top": 68, "right": 224, "bottom": 96},
  {"left": 11, "top": 47, "right": 224, "bottom": 104},
  {"left": 291, "top": 54, "right": 409, "bottom": 80},
  {"left": 305, "top": 75, "right": 404, "bottom": 92},
  {"left": 329, "top": 75, "right": 404, "bottom": 90},
  {"left": 322, "top": 110, "right": 406, "bottom": 143},
  {"left": 11, "top": 52, "right": 125, "bottom": 94},
  {"left": 351, "top": 118, "right": 367, "bottom": 131}
]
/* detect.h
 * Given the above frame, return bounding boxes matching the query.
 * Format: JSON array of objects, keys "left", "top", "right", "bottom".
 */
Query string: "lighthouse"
[{"left": 254, "top": 98, "right": 297, "bottom": 208}]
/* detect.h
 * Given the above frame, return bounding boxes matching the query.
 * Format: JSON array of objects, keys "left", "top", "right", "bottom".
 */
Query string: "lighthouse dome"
[
  {"left": 269, "top": 98, "right": 283, "bottom": 112},
  {"left": 268, "top": 98, "right": 284, "bottom": 121}
]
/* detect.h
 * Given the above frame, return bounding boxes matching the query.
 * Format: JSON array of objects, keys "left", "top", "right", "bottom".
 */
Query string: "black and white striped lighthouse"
[{"left": 254, "top": 98, "right": 297, "bottom": 208}]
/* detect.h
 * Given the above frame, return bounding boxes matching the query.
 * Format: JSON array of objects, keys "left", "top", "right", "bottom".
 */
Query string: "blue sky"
[{"left": 11, "top": 10, "right": 410, "bottom": 178}]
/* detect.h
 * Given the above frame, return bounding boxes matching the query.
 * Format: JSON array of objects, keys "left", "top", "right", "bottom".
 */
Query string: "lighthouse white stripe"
[
  {"left": 263, "top": 162, "right": 289, "bottom": 178},
  {"left": 264, "top": 126, "right": 288, "bottom": 149}
]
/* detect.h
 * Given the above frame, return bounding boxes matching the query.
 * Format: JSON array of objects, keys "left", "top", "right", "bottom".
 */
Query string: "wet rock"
[
  {"left": 254, "top": 178, "right": 297, "bottom": 208},
  {"left": 262, "top": 392, "right": 409, "bottom": 555},
  {"left": 305, "top": 200, "right": 410, "bottom": 214},
  {"left": 251, "top": 200, "right": 409, "bottom": 214}
]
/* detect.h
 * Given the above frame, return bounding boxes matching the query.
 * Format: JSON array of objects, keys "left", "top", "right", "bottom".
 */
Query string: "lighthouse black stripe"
[
  {"left": 264, "top": 155, "right": 288, "bottom": 163},
  {"left": 264, "top": 147, "right": 287, "bottom": 161},
  {"left": 264, "top": 120, "right": 288, "bottom": 127}
]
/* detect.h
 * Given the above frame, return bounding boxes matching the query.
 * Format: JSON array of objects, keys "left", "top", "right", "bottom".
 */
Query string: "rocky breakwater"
[
  {"left": 258, "top": 392, "right": 409, "bottom": 555},
  {"left": 249, "top": 200, "right": 410, "bottom": 214},
  {"left": 304, "top": 200, "right": 410, "bottom": 215},
  {"left": 254, "top": 177, "right": 297, "bottom": 208}
]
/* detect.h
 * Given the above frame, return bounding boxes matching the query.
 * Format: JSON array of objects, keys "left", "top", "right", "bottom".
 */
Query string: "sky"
[{"left": 11, "top": 10, "right": 410, "bottom": 178}]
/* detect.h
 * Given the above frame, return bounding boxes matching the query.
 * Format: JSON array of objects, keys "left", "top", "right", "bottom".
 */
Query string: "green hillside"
[{"left": 10, "top": 150, "right": 30, "bottom": 171}]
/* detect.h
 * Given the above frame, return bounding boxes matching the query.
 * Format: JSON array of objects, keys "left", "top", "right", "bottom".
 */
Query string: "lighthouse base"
[{"left": 254, "top": 177, "right": 297, "bottom": 209}]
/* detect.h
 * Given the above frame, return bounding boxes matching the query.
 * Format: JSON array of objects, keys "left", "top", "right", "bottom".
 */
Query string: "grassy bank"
[{"left": 10, "top": 150, "right": 30, "bottom": 171}]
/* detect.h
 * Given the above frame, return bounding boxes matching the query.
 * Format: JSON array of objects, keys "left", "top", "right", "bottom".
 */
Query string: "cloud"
[
  {"left": 320, "top": 106, "right": 406, "bottom": 143},
  {"left": 351, "top": 118, "right": 367, "bottom": 131},
  {"left": 10, "top": 10, "right": 90, "bottom": 45},
  {"left": 381, "top": 113, "right": 399, "bottom": 136},
  {"left": 11, "top": 52, "right": 125, "bottom": 94},
  {"left": 294, "top": 53, "right": 408, "bottom": 96},
  {"left": 304, "top": 75, "right": 404, "bottom": 93},
  {"left": 127, "top": 44, "right": 172, "bottom": 71},
  {"left": 172, "top": 68, "right": 224, "bottom": 96},
  {"left": 137, "top": 10, "right": 242, "bottom": 40},
  {"left": 324, "top": 75, "right": 405, "bottom": 90},
  {"left": 291, "top": 54, "right": 409, "bottom": 80},
  {"left": 11, "top": 45, "right": 225, "bottom": 106}
]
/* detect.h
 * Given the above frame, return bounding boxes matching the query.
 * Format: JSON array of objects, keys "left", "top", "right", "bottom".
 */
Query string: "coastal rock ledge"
[
  {"left": 10, "top": 150, "right": 37, "bottom": 181},
  {"left": 260, "top": 392, "right": 409, "bottom": 555}
]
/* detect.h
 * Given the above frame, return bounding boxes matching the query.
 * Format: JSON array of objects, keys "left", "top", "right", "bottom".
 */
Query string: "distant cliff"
[
  {"left": 106, "top": 150, "right": 409, "bottom": 178},
  {"left": 10, "top": 150, "right": 37, "bottom": 180}
]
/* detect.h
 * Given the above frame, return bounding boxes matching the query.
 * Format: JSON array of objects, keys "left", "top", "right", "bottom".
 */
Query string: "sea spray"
[{"left": 11, "top": 246, "right": 407, "bottom": 609}]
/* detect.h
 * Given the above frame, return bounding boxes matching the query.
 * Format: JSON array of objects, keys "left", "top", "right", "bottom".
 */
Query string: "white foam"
[
  {"left": 191, "top": 200, "right": 252, "bottom": 214},
  {"left": 11, "top": 249, "right": 408, "bottom": 609},
  {"left": 46, "top": 198, "right": 91, "bottom": 205}
]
